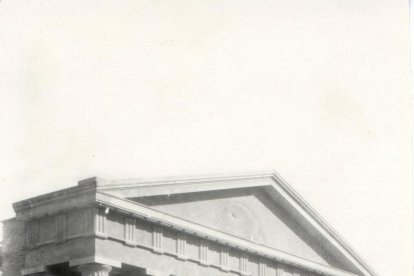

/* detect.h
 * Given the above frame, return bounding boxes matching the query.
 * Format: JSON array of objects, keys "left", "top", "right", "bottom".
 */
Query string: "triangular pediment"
[
  {"left": 130, "top": 187, "right": 341, "bottom": 268},
  {"left": 79, "top": 172, "right": 376, "bottom": 276}
]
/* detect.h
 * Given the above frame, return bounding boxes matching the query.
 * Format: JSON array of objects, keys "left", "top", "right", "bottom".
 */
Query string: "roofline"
[
  {"left": 13, "top": 171, "right": 276, "bottom": 211},
  {"left": 78, "top": 171, "right": 278, "bottom": 189},
  {"left": 269, "top": 172, "right": 377, "bottom": 276},
  {"left": 11, "top": 170, "right": 377, "bottom": 275}
]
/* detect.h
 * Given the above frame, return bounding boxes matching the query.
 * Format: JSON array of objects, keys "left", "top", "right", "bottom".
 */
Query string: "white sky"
[{"left": 0, "top": 0, "right": 412, "bottom": 275}]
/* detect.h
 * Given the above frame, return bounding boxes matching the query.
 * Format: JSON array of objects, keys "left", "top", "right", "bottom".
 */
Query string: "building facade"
[{"left": 2, "top": 172, "right": 376, "bottom": 276}]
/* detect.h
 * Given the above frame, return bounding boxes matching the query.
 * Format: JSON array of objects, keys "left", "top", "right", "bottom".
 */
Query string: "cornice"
[
  {"left": 13, "top": 185, "right": 94, "bottom": 213},
  {"left": 13, "top": 189, "right": 96, "bottom": 219},
  {"left": 269, "top": 173, "right": 377, "bottom": 276},
  {"left": 12, "top": 171, "right": 276, "bottom": 213},
  {"left": 79, "top": 171, "right": 277, "bottom": 190}
]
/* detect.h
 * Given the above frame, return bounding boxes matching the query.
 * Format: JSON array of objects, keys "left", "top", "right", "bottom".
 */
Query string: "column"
[{"left": 77, "top": 263, "right": 113, "bottom": 276}]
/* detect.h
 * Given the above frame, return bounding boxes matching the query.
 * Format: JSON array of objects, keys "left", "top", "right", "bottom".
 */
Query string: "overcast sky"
[{"left": 0, "top": 0, "right": 412, "bottom": 275}]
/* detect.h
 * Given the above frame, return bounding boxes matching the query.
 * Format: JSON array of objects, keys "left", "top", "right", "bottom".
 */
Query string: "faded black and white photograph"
[{"left": 0, "top": 1, "right": 412, "bottom": 276}]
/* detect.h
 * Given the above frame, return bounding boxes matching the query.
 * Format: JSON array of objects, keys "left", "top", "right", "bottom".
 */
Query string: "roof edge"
[
  {"left": 270, "top": 172, "right": 378, "bottom": 276},
  {"left": 78, "top": 171, "right": 277, "bottom": 189}
]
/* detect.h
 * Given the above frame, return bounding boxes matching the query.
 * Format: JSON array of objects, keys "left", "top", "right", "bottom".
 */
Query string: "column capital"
[
  {"left": 70, "top": 256, "right": 121, "bottom": 268},
  {"left": 77, "top": 263, "right": 112, "bottom": 276}
]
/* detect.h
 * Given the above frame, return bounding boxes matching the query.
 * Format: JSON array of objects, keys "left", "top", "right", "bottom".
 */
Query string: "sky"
[{"left": 0, "top": 0, "right": 412, "bottom": 275}]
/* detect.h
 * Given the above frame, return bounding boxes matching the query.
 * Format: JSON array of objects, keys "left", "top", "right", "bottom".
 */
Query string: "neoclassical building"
[{"left": 2, "top": 172, "right": 376, "bottom": 276}]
